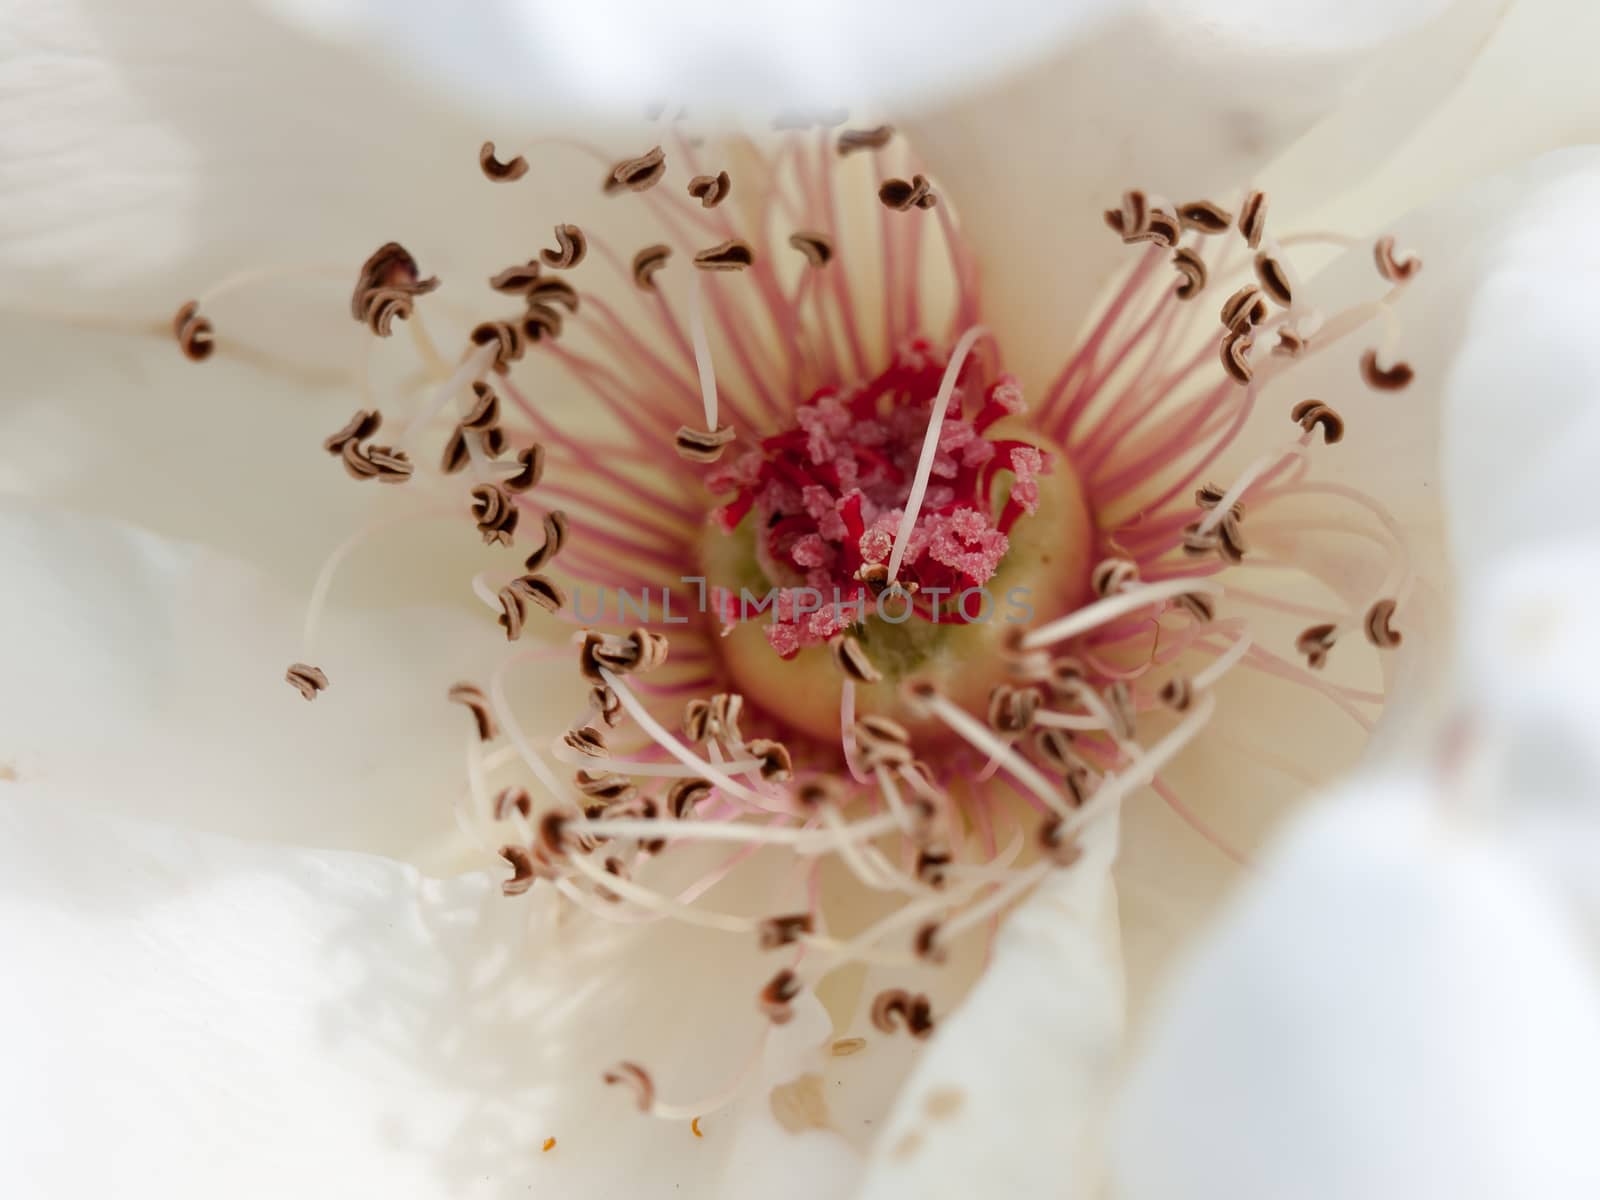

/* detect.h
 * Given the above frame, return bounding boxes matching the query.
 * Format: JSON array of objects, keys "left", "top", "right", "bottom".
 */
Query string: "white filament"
[{"left": 1023, "top": 579, "right": 1224, "bottom": 650}]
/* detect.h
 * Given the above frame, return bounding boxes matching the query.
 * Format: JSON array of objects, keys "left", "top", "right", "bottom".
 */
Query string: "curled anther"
[
  {"left": 502, "top": 444, "right": 546, "bottom": 493},
  {"left": 495, "top": 787, "right": 532, "bottom": 820},
  {"left": 576, "top": 770, "right": 636, "bottom": 805},
  {"left": 284, "top": 662, "right": 328, "bottom": 701},
  {"left": 1174, "top": 591, "right": 1216, "bottom": 623},
  {"left": 522, "top": 510, "right": 569, "bottom": 572},
  {"left": 1039, "top": 815, "right": 1084, "bottom": 867},
  {"left": 1104, "top": 189, "right": 1147, "bottom": 239},
  {"left": 1220, "top": 285, "right": 1268, "bottom": 333},
  {"left": 458, "top": 380, "right": 500, "bottom": 431},
  {"left": 512, "top": 572, "right": 566, "bottom": 615},
  {"left": 871, "top": 989, "right": 934, "bottom": 1038},
  {"left": 1195, "top": 482, "right": 1244, "bottom": 520},
  {"left": 900, "top": 679, "right": 940, "bottom": 720},
  {"left": 758, "top": 914, "right": 814, "bottom": 951},
  {"left": 748, "top": 738, "right": 793, "bottom": 782},
  {"left": 913, "top": 921, "right": 946, "bottom": 965},
  {"left": 1172, "top": 248, "right": 1206, "bottom": 300},
  {"left": 830, "top": 634, "right": 882, "bottom": 683},
  {"left": 324, "top": 409, "right": 382, "bottom": 456},
  {"left": 1159, "top": 676, "right": 1194, "bottom": 712},
  {"left": 603, "top": 1062, "right": 655, "bottom": 1113},
  {"left": 172, "top": 300, "right": 214, "bottom": 362},
  {"left": 1373, "top": 235, "right": 1422, "bottom": 283},
  {"left": 631, "top": 244, "right": 672, "bottom": 290},
  {"left": 1296, "top": 623, "right": 1338, "bottom": 670},
  {"left": 788, "top": 231, "right": 834, "bottom": 268},
  {"left": 666, "top": 777, "right": 712, "bottom": 819},
  {"left": 1128, "top": 205, "right": 1180, "bottom": 247},
  {"left": 675, "top": 424, "right": 737, "bottom": 463},
  {"left": 1178, "top": 199, "right": 1234, "bottom": 233},
  {"left": 760, "top": 969, "right": 802, "bottom": 1025},
  {"left": 540, "top": 224, "right": 587, "bottom": 270},
  {"left": 469, "top": 483, "right": 519, "bottom": 546},
  {"left": 490, "top": 261, "right": 543, "bottom": 294},
  {"left": 1091, "top": 558, "right": 1139, "bottom": 597},
  {"left": 479, "top": 141, "right": 528, "bottom": 182},
  {"left": 693, "top": 239, "right": 755, "bottom": 271},
  {"left": 1275, "top": 328, "right": 1308, "bottom": 357},
  {"left": 1254, "top": 252, "right": 1293, "bottom": 306},
  {"left": 878, "top": 174, "right": 937, "bottom": 211},
  {"left": 351, "top": 242, "right": 438, "bottom": 335},
  {"left": 448, "top": 682, "right": 497, "bottom": 741},
  {"left": 498, "top": 845, "right": 538, "bottom": 895},
  {"left": 1364, "top": 598, "right": 1403, "bottom": 648},
  {"left": 987, "top": 684, "right": 1040, "bottom": 735},
  {"left": 591, "top": 685, "right": 622, "bottom": 728},
  {"left": 563, "top": 725, "right": 607, "bottom": 758},
  {"left": 837, "top": 125, "right": 894, "bottom": 155},
  {"left": 1291, "top": 399, "right": 1345, "bottom": 445},
  {"left": 687, "top": 170, "right": 731, "bottom": 208},
  {"left": 1220, "top": 330, "right": 1255, "bottom": 384},
  {"left": 1238, "top": 190, "right": 1268, "bottom": 249},
  {"left": 708, "top": 692, "right": 745, "bottom": 740},
  {"left": 1360, "top": 349, "right": 1414, "bottom": 391},
  {"left": 796, "top": 777, "right": 846, "bottom": 810},
  {"left": 1044, "top": 656, "right": 1089, "bottom": 700},
  {"left": 915, "top": 847, "right": 952, "bottom": 889},
  {"left": 681, "top": 698, "right": 711, "bottom": 743},
  {"left": 528, "top": 276, "right": 579, "bottom": 314},
  {"left": 606, "top": 145, "right": 666, "bottom": 193},
  {"left": 522, "top": 304, "right": 565, "bottom": 344},
  {"left": 1182, "top": 521, "right": 1219, "bottom": 559},
  {"left": 1215, "top": 511, "right": 1247, "bottom": 564},
  {"left": 470, "top": 319, "right": 526, "bottom": 373}
]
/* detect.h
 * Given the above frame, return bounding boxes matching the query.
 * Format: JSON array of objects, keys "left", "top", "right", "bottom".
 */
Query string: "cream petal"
[
  {"left": 1112, "top": 776, "right": 1600, "bottom": 1200},
  {"left": 0, "top": 500, "right": 571, "bottom": 868},
  {"left": 904, "top": 0, "right": 1498, "bottom": 384},
  {"left": 855, "top": 809, "right": 1123, "bottom": 1198}
]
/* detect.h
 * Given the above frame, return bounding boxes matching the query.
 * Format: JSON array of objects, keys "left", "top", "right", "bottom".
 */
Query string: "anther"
[
  {"left": 687, "top": 171, "right": 731, "bottom": 208},
  {"left": 830, "top": 635, "right": 883, "bottom": 683},
  {"left": 1220, "top": 285, "right": 1268, "bottom": 333},
  {"left": 757, "top": 914, "right": 814, "bottom": 951},
  {"left": 522, "top": 510, "right": 570, "bottom": 572},
  {"left": 854, "top": 715, "right": 913, "bottom": 771},
  {"left": 837, "top": 125, "right": 894, "bottom": 155},
  {"left": 1034, "top": 726, "right": 1078, "bottom": 775},
  {"left": 495, "top": 787, "right": 532, "bottom": 820},
  {"left": 1159, "top": 676, "right": 1194, "bottom": 712},
  {"left": 537, "top": 809, "right": 576, "bottom": 860},
  {"left": 602, "top": 1062, "right": 655, "bottom": 1113},
  {"left": 351, "top": 242, "right": 438, "bottom": 336},
  {"left": 987, "top": 684, "right": 1040, "bottom": 735},
  {"left": 1220, "top": 330, "right": 1254, "bottom": 384},
  {"left": 284, "top": 662, "right": 328, "bottom": 701},
  {"left": 1172, "top": 248, "right": 1206, "bottom": 300},
  {"left": 606, "top": 146, "right": 666, "bottom": 193},
  {"left": 682, "top": 698, "right": 711, "bottom": 743},
  {"left": 878, "top": 175, "right": 937, "bottom": 211},
  {"left": 749, "top": 738, "right": 793, "bottom": 782},
  {"left": 915, "top": 848, "right": 952, "bottom": 889},
  {"left": 708, "top": 693, "right": 745, "bottom": 740},
  {"left": 1364, "top": 598, "right": 1402, "bottom": 648},
  {"left": 172, "top": 300, "right": 214, "bottom": 361},
  {"left": 1039, "top": 815, "right": 1083, "bottom": 867},
  {"left": 760, "top": 970, "right": 802, "bottom": 1025},
  {"left": 631, "top": 244, "right": 672, "bottom": 290},
  {"left": 692, "top": 240, "right": 755, "bottom": 271},
  {"left": 575, "top": 769, "right": 636, "bottom": 805},
  {"left": 1175, "top": 592, "right": 1216, "bottom": 623},
  {"left": 675, "top": 424, "right": 737, "bottom": 463},
  {"left": 479, "top": 141, "right": 529, "bottom": 182},
  {"left": 1044, "top": 656, "right": 1088, "bottom": 699},
  {"left": 470, "top": 319, "right": 527, "bottom": 373},
  {"left": 1178, "top": 200, "right": 1233, "bottom": 233},
  {"left": 1295, "top": 623, "right": 1338, "bottom": 670},
  {"left": 448, "top": 682, "right": 498, "bottom": 741},
  {"left": 871, "top": 989, "right": 934, "bottom": 1039},
  {"left": 592, "top": 685, "right": 622, "bottom": 728},
  {"left": 1254, "top": 251, "right": 1293, "bottom": 306},
  {"left": 470, "top": 483, "right": 520, "bottom": 546},
  {"left": 1373, "top": 235, "right": 1422, "bottom": 283},
  {"left": 797, "top": 777, "right": 846, "bottom": 810},
  {"left": 1291, "top": 399, "right": 1345, "bottom": 444},
  {"left": 666, "top": 777, "right": 712, "bottom": 818},
  {"left": 1215, "top": 511, "right": 1247, "bottom": 564},
  {"left": 1104, "top": 190, "right": 1147, "bottom": 238},
  {"left": 1275, "top": 328, "right": 1307, "bottom": 357},
  {"left": 913, "top": 920, "right": 946, "bottom": 965},
  {"left": 1238, "top": 190, "right": 1268, "bottom": 249},
  {"left": 499, "top": 845, "right": 538, "bottom": 895},
  {"left": 490, "top": 261, "right": 544, "bottom": 294},
  {"left": 540, "top": 224, "right": 587, "bottom": 270},
  {"left": 1360, "top": 349, "right": 1414, "bottom": 391},
  {"left": 1091, "top": 558, "right": 1140, "bottom": 597},
  {"left": 502, "top": 444, "right": 546, "bottom": 492},
  {"left": 788, "top": 231, "right": 834, "bottom": 268}
]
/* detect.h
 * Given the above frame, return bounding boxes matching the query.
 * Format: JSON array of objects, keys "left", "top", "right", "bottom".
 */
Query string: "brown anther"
[
  {"left": 490, "top": 260, "right": 543, "bottom": 294},
  {"left": 500, "top": 444, "right": 545, "bottom": 493},
  {"left": 351, "top": 243, "right": 438, "bottom": 335},
  {"left": 760, "top": 969, "right": 802, "bottom": 1025},
  {"left": 495, "top": 787, "right": 532, "bottom": 820},
  {"left": 1220, "top": 285, "right": 1268, "bottom": 333},
  {"left": 1220, "top": 330, "right": 1255, "bottom": 384},
  {"left": 537, "top": 810, "right": 576, "bottom": 861},
  {"left": 172, "top": 300, "right": 214, "bottom": 362},
  {"left": 540, "top": 224, "right": 588, "bottom": 270},
  {"left": 499, "top": 845, "right": 537, "bottom": 895},
  {"left": 1194, "top": 482, "right": 1244, "bottom": 519},
  {"left": 1034, "top": 726, "right": 1078, "bottom": 775},
  {"left": 692, "top": 239, "right": 755, "bottom": 271},
  {"left": 1104, "top": 190, "right": 1148, "bottom": 239},
  {"left": 878, "top": 174, "right": 937, "bottom": 212},
  {"left": 830, "top": 634, "right": 882, "bottom": 683},
  {"left": 1039, "top": 816, "right": 1084, "bottom": 868},
  {"left": 522, "top": 510, "right": 569, "bottom": 572},
  {"left": 830, "top": 1037, "right": 867, "bottom": 1058},
  {"left": 607, "top": 145, "right": 666, "bottom": 193},
  {"left": 628, "top": 627, "right": 671, "bottom": 673},
  {"left": 440, "top": 429, "right": 469, "bottom": 474},
  {"left": 1044, "top": 656, "right": 1089, "bottom": 700},
  {"left": 1091, "top": 557, "right": 1139, "bottom": 597},
  {"left": 1373, "top": 235, "right": 1422, "bottom": 283},
  {"left": 591, "top": 685, "right": 622, "bottom": 728},
  {"left": 758, "top": 914, "right": 814, "bottom": 951},
  {"left": 1364, "top": 598, "right": 1403, "bottom": 648},
  {"left": 631, "top": 244, "right": 672, "bottom": 290},
  {"left": 628, "top": 797, "right": 667, "bottom": 855},
  {"left": 1129, "top": 205, "right": 1181, "bottom": 247},
  {"left": 837, "top": 125, "right": 894, "bottom": 155},
  {"left": 900, "top": 679, "right": 940, "bottom": 719},
  {"left": 709, "top": 692, "right": 745, "bottom": 740},
  {"left": 1291, "top": 399, "right": 1345, "bottom": 445},
  {"left": 1172, "top": 248, "right": 1207, "bottom": 300},
  {"left": 1178, "top": 200, "right": 1234, "bottom": 233},
  {"left": 284, "top": 662, "right": 328, "bottom": 701},
  {"left": 1159, "top": 676, "right": 1194, "bottom": 712},
  {"left": 855, "top": 711, "right": 911, "bottom": 751},
  {"left": 522, "top": 304, "right": 565, "bottom": 344},
  {"left": 1216, "top": 510, "right": 1247, "bottom": 564},
  {"left": 749, "top": 738, "right": 793, "bottom": 783},
  {"left": 497, "top": 583, "right": 528, "bottom": 641},
  {"left": 563, "top": 725, "right": 607, "bottom": 757},
  {"left": 871, "top": 989, "right": 934, "bottom": 1039},
  {"left": 682, "top": 698, "right": 711, "bottom": 743},
  {"left": 457, "top": 380, "right": 499, "bottom": 431},
  {"left": 1360, "top": 349, "right": 1414, "bottom": 391},
  {"left": 796, "top": 777, "right": 846, "bottom": 810},
  {"left": 512, "top": 572, "right": 566, "bottom": 616},
  {"left": 1238, "top": 190, "right": 1268, "bottom": 249},
  {"left": 987, "top": 684, "right": 1040, "bottom": 735},
  {"left": 528, "top": 275, "right": 580, "bottom": 314},
  {"left": 1296, "top": 623, "right": 1338, "bottom": 670},
  {"left": 323, "top": 409, "right": 382, "bottom": 456},
  {"left": 469, "top": 483, "right": 519, "bottom": 546},
  {"left": 687, "top": 170, "right": 731, "bottom": 208},
  {"left": 675, "top": 424, "right": 737, "bottom": 463},
  {"left": 1182, "top": 520, "right": 1220, "bottom": 558},
  {"left": 1175, "top": 591, "right": 1216, "bottom": 623},
  {"left": 1254, "top": 252, "right": 1293, "bottom": 307},
  {"left": 470, "top": 319, "right": 526, "bottom": 373},
  {"left": 855, "top": 562, "right": 889, "bottom": 591},
  {"left": 788, "top": 231, "right": 834, "bottom": 268},
  {"left": 666, "top": 777, "right": 712, "bottom": 819},
  {"left": 479, "top": 141, "right": 528, "bottom": 183},
  {"left": 913, "top": 921, "right": 946, "bottom": 965},
  {"left": 1105, "top": 681, "right": 1136, "bottom": 740},
  {"left": 448, "top": 682, "right": 497, "bottom": 741},
  {"left": 915, "top": 848, "right": 952, "bottom": 889},
  {"left": 339, "top": 438, "right": 381, "bottom": 481},
  {"left": 1275, "top": 328, "right": 1307, "bottom": 357},
  {"left": 597, "top": 855, "right": 630, "bottom": 903},
  {"left": 575, "top": 769, "right": 636, "bottom": 805},
  {"left": 602, "top": 1062, "right": 655, "bottom": 1113}
]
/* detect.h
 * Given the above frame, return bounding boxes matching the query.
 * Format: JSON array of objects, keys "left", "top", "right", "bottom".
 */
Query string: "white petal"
[
  {"left": 0, "top": 500, "right": 556, "bottom": 868},
  {"left": 1112, "top": 775, "right": 1600, "bottom": 1200},
  {"left": 0, "top": 790, "right": 830, "bottom": 1198},
  {"left": 856, "top": 808, "right": 1123, "bottom": 1198}
]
